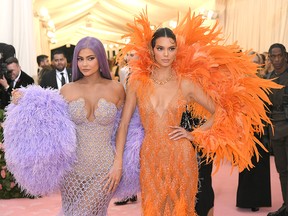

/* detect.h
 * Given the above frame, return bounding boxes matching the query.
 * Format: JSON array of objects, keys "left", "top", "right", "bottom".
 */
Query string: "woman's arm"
[
  {"left": 188, "top": 81, "right": 215, "bottom": 131},
  {"left": 169, "top": 79, "right": 215, "bottom": 141},
  {"left": 115, "top": 84, "right": 137, "bottom": 157},
  {"left": 106, "top": 82, "right": 133, "bottom": 193}
]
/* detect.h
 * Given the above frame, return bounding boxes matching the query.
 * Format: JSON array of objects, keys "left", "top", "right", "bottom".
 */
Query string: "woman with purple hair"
[
  {"left": 4, "top": 36, "right": 144, "bottom": 215},
  {"left": 58, "top": 36, "right": 125, "bottom": 215}
]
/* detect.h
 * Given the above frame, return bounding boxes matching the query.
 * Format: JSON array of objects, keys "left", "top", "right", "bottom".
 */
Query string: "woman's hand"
[
  {"left": 11, "top": 89, "right": 23, "bottom": 104},
  {"left": 103, "top": 160, "right": 122, "bottom": 193},
  {"left": 169, "top": 126, "right": 194, "bottom": 141}
]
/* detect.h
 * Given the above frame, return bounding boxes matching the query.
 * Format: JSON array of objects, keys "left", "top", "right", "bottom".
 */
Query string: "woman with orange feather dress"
[{"left": 115, "top": 10, "right": 280, "bottom": 215}]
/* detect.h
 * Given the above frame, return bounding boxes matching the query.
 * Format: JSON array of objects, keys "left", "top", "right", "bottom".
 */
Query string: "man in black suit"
[
  {"left": 40, "top": 50, "right": 72, "bottom": 89},
  {"left": 0, "top": 57, "right": 34, "bottom": 108},
  {"left": 267, "top": 43, "right": 288, "bottom": 216}
]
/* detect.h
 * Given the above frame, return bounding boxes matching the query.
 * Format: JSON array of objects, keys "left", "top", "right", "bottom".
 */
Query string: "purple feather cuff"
[
  {"left": 3, "top": 85, "right": 77, "bottom": 196},
  {"left": 112, "top": 107, "right": 144, "bottom": 199}
]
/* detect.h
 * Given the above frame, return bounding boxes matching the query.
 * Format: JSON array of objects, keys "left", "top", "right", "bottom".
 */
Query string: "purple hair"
[{"left": 72, "top": 37, "right": 112, "bottom": 81}]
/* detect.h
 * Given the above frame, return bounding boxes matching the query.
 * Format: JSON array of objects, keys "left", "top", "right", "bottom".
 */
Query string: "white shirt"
[
  {"left": 13, "top": 71, "right": 21, "bottom": 88},
  {"left": 56, "top": 68, "right": 69, "bottom": 89}
]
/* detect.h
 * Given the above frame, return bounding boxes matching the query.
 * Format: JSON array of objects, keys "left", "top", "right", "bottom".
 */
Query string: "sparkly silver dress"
[{"left": 60, "top": 98, "right": 117, "bottom": 215}]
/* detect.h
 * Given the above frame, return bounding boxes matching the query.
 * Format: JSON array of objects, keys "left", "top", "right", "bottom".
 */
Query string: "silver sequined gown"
[{"left": 60, "top": 98, "right": 117, "bottom": 216}]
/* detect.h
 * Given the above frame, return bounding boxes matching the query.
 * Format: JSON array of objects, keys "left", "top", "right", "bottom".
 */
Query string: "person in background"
[
  {"left": 263, "top": 52, "right": 274, "bottom": 79},
  {"left": 0, "top": 43, "right": 15, "bottom": 63},
  {"left": 40, "top": 50, "right": 72, "bottom": 90},
  {"left": 108, "top": 57, "right": 119, "bottom": 81},
  {"left": 36, "top": 54, "right": 51, "bottom": 84},
  {"left": 236, "top": 51, "right": 272, "bottom": 212},
  {"left": 36, "top": 55, "right": 50, "bottom": 74},
  {"left": 0, "top": 43, "right": 16, "bottom": 109},
  {"left": 196, "top": 150, "right": 215, "bottom": 216},
  {"left": 119, "top": 50, "right": 138, "bottom": 89},
  {"left": 0, "top": 57, "right": 34, "bottom": 108},
  {"left": 267, "top": 43, "right": 288, "bottom": 216}
]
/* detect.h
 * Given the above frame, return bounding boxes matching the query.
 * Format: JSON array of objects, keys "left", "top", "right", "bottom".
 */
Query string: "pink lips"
[
  {"left": 162, "top": 59, "right": 170, "bottom": 63},
  {"left": 81, "top": 69, "right": 90, "bottom": 72}
]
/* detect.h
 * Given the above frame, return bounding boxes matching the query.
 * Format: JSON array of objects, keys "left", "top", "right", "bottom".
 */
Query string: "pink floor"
[{"left": 0, "top": 156, "right": 282, "bottom": 216}]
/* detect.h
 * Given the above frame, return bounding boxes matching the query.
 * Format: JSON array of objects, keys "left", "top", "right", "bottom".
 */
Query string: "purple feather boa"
[
  {"left": 3, "top": 85, "right": 77, "bottom": 196},
  {"left": 112, "top": 107, "right": 144, "bottom": 199}
]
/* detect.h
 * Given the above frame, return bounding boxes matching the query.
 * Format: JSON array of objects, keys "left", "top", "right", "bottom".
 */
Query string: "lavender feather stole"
[
  {"left": 112, "top": 107, "right": 144, "bottom": 199},
  {"left": 3, "top": 85, "right": 77, "bottom": 196}
]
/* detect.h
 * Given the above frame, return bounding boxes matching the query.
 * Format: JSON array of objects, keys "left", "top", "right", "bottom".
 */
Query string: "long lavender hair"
[{"left": 72, "top": 36, "right": 112, "bottom": 81}]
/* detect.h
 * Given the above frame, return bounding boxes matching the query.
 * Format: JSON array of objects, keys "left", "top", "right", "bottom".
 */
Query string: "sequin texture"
[
  {"left": 60, "top": 98, "right": 117, "bottom": 215},
  {"left": 137, "top": 86, "right": 198, "bottom": 216}
]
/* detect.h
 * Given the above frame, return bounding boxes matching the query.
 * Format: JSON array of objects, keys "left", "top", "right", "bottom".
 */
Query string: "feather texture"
[
  {"left": 111, "top": 107, "right": 144, "bottom": 199},
  {"left": 3, "top": 85, "right": 77, "bottom": 196},
  {"left": 117, "top": 10, "right": 282, "bottom": 172}
]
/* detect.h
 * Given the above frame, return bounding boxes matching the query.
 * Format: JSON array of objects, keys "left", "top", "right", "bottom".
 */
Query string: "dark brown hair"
[{"left": 151, "top": 27, "right": 176, "bottom": 48}]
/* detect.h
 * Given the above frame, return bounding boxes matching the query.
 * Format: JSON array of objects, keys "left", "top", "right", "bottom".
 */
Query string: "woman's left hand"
[
  {"left": 11, "top": 89, "right": 23, "bottom": 104},
  {"left": 103, "top": 160, "right": 122, "bottom": 193},
  {"left": 169, "top": 126, "right": 194, "bottom": 141}
]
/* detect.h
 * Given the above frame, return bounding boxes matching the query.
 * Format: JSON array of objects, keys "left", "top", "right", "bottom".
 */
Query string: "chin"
[{"left": 160, "top": 64, "right": 172, "bottom": 68}]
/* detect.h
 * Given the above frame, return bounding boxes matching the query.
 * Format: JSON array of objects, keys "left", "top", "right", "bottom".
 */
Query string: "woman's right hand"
[
  {"left": 169, "top": 126, "right": 194, "bottom": 141},
  {"left": 11, "top": 89, "right": 23, "bottom": 104}
]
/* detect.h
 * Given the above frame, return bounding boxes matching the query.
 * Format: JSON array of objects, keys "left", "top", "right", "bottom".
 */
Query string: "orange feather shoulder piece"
[{"left": 117, "top": 10, "right": 281, "bottom": 172}]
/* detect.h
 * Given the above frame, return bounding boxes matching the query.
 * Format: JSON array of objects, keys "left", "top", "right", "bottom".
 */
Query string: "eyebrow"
[
  {"left": 155, "top": 45, "right": 176, "bottom": 47},
  {"left": 78, "top": 55, "right": 96, "bottom": 58}
]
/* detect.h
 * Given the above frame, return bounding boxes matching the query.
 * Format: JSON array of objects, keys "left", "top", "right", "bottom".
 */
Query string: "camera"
[
  {"left": 0, "top": 43, "right": 16, "bottom": 79},
  {"left": 0, "top": 51, "right": 7, "bottom": 79},
  {"left": 0, "top": 63, "right": 7, "bottom": 79}
]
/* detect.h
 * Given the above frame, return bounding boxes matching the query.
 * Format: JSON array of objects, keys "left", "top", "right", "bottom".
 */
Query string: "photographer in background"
[
  {"left": 0, "top": 57, "right": 34, "bottom": 108},
  {"left": 0, "top": 43, "right": 15, "bottom": 80},
  {"left": 0, "top": 43, "right": 15, "bottom": 63},
  {"left": 0, "top": 43, "right": 16, "bottom": 109}
]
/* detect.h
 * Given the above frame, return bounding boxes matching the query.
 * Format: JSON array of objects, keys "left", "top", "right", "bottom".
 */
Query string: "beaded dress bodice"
[
  {"left": 68, "top": 98, "right": 116, "bottom": 174},
  {"left": 60, "top": 98, "right": 117, "bottom": 216}
]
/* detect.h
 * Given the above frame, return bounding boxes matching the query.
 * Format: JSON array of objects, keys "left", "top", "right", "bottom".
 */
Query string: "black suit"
[
  {"left": 268, "top": 68, "right": 288, "bottom": 209},
  {"left": 0, "top": 70, "right": 34, "bottom": 108},
  {"left": 40, "top": 68, "right": 72, "bottom": 89}
]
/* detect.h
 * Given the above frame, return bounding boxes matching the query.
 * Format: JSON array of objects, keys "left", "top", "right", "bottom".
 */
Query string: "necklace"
[{"left": 151, "top": 73, "right": 173, "bottom": 85}]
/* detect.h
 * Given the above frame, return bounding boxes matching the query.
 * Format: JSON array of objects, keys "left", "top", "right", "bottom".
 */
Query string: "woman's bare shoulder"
[
  {"left": 111, "top": 79, "right": 124, "bottom": 90},
  {"left": 60, "top": 82, "right": 81, "bottom": 101},
  {"left": 114, "top": 80, "right": 125, "bottom": 96},
  {"left": 180, "top": 77, "right": 195, "bottom": 91},
  {"left": 179, "top": 77, "right": 198, "bottom": 101},
  {"left": 109, "top": 80, "right": 125, "bottom": 106}
]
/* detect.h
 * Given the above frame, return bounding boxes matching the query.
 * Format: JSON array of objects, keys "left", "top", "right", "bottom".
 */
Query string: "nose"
[
  {"left": 164, "top": 50, "right": 168, "bottom": 57},
  {"left": 275, "top": 56, "right": 281, "bottom": 62},
  {"left": 82, "top": 59, "right": 88, "bottom": 66}
]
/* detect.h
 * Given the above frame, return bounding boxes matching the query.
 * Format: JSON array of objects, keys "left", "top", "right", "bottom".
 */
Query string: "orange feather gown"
[{"left": 118, "top": 10, "right": 281, "bottom": 216}]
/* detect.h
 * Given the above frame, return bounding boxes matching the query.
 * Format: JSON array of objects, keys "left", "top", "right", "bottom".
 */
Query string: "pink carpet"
[{"left": 0, "top": 156, "right": 281, "bottom": 216}]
